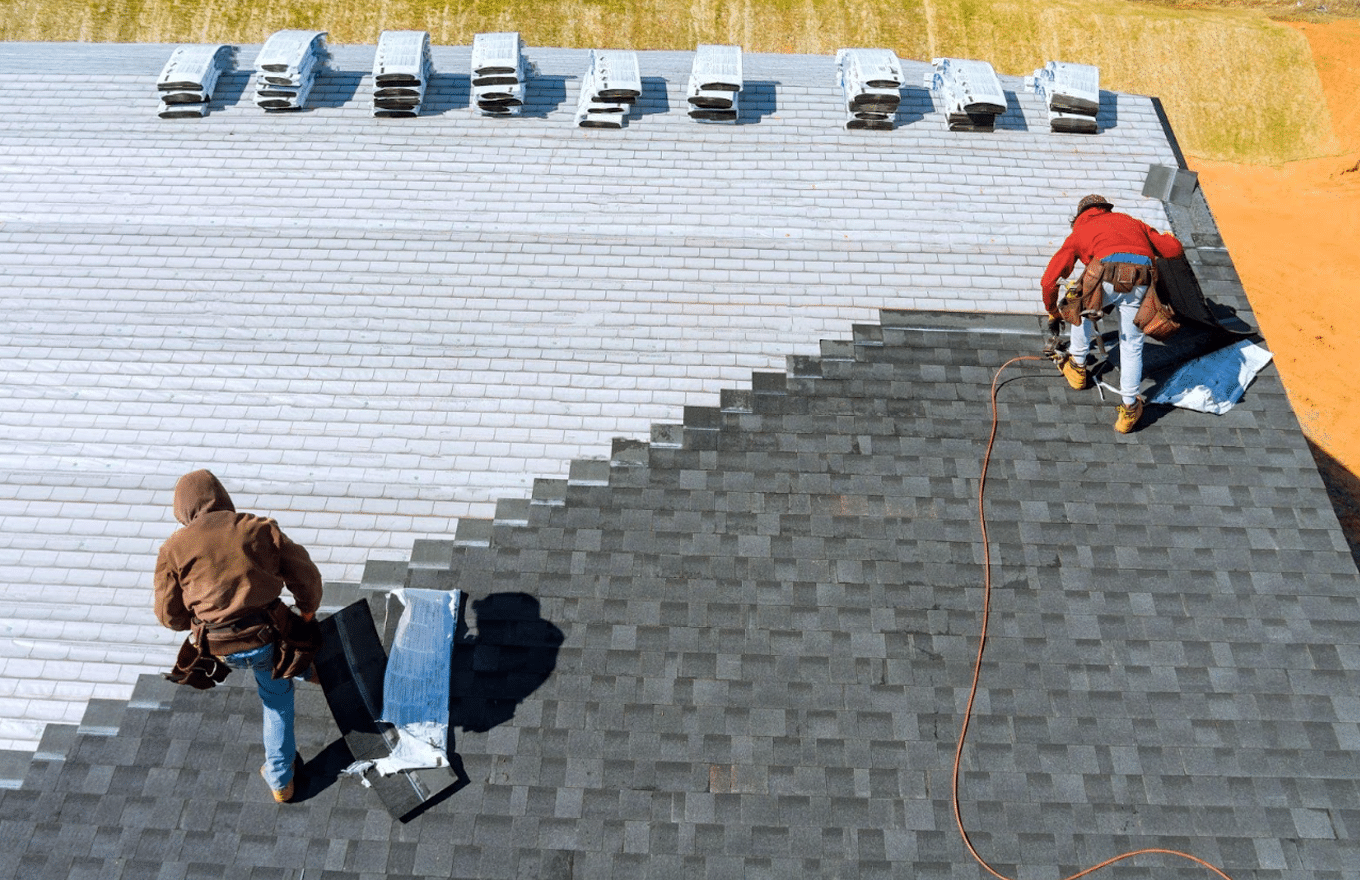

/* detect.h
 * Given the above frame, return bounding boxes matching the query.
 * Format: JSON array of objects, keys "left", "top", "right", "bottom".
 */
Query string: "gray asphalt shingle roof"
[{"left": 1, "top": 39, "right": 1357, "bottom": 879}]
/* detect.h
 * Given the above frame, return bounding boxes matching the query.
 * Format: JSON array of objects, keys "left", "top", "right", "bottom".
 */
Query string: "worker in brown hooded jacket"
[{"left": 154, "top": 469, "right": 323, "bottom": 803}]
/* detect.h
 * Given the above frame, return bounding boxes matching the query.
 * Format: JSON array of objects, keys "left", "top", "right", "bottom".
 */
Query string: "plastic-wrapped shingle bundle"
[
  {"left": 836, "top": 48, "right": 903, "bottom": 131},
  {"left": 372, "top": 30, "right": 433, "bottom": 117},
  {"left": 371, "top": 588, "right": 461, "bottom": 774},
  {"left": 924, "top": 57, "right": 1006, "bottom": 132},
  {"left": 1025, "top": 61, "right": 1100, "bottom": 134},
  {"left": 472, "top": 32, "right": 531, "bottom": 117},
  {"left": 254, "top": 30, "right": 329, "bottom": 111},
  {"left": 575, "top": 50, "right": 641, "bottom": 129},
  {"left": 687, "top": 44, "right": 742, "bottom": 124},
  {"left": 156, "top": 44, "right": 236, "bottom": 119}
]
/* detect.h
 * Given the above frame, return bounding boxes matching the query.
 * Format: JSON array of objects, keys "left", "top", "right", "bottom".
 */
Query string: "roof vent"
[
  {"left": 924, "top": 58, "right": 1006, "bottom": 132},
  {"left": 687, "top": 44, "right": 743, "bottom": 124},
  {"left": 575, "top": 50, "right": 642, "bottom": 129},
  {"left": 156, "top": 44, "right": 235, "bottom": 119},
  {"left": 372, "top": 30, "right": 433, "bottom": 118},
  {"left": 1025, "top": 61, "right": 1099, "bottom": 133},
  {"left": 254, "top": 30, "right": 329, "bottom": 112},
  {"left": 836, "top": 48, "right": 903, "bottom": 130},
  {"left": 1143, "top": 164, "right": 1199, "bottom": 205},
  {"left": 472, "top": 32, "right": 531, "bottom": 117}
]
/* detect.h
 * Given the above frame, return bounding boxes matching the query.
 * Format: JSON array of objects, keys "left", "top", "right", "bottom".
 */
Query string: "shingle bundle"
[
  {"left": 575, "top": 50, "right": 641, "bottom": 129},
  {"left": 254, "top": 30, "right": 329, "bottom": 112},
  {"left": 372, "top": 30, "right": 433, "bottom": 118},
  {"left": 156, "top": 44, "right": 235, "bottom": 119},
  {"left": 472, "top": 32, "right": 530, "bottom": 117},
  {"left": 836, "top": 48, "right": 903, "bottom": 131},
  {"left": 687, "top": 44, "right": 742, "bottom": 124},
  {"left": 924, "top": 57, "right": 1006, "bottom": 132},
  {"left": 1025, "top": 61, "right": 1100, "bottom": 134}
]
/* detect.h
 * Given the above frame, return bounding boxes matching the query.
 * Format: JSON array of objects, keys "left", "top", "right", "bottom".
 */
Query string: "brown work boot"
[
  {"left": 1114, "top": 397, "right": 1144, "bottom": 434},
  {"left": 1058, "top": 354, "right": 1090, "bottom": 390}
]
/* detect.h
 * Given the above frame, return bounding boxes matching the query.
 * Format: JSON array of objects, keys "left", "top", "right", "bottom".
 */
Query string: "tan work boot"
[
  {"left": 261, "top": 758, "right": 300, "bottom": 803},
  {"left": 1058, "top": 354, "right": 1090, "bottom": 390},
  {"left": 1114, "top": 397, "right": 1144, "bottom": 434}
]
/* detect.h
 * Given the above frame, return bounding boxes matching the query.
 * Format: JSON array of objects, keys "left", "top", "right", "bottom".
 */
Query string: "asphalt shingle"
[{"left": 1, "top": 36, "right": 1357, "bottom": 880}]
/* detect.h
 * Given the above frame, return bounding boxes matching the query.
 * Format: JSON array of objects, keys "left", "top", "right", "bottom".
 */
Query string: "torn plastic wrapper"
[{"left": 1150, "top": 340, "right": 1273, "bottom": 415}]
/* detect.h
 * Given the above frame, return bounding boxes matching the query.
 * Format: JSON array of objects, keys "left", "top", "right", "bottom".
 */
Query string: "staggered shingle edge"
[
  {"left": 4, "top": 205, "right": 1358, "bottom": 875},
  {"left": 3, "top": 39, "right": 1359, "bottom": 880}
]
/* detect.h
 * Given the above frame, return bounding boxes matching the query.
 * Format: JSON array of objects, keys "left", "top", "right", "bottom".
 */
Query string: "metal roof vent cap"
[
  {"left": 472, "top": 32, "right": 533, "bottom": 117},
  {"left": 1143, "top": 164, "right": 1200, "bottom": 206},
  {"left": 373, "top": 30, "right": 433, "bottom": 118},
  {"left": 687, "top": 44, "right": 743, "bottom": 124},
  {"left": 1024, "top": 61, "right": 1099, "bottom": 134},
  {"left": 156, "top": 44, "right": 236, "bottom": 119},
  {"left": 924, "top": 57, "right": 1006, "bottom": 132},
  {"left": 254, "top": 30, "right": 329, "bottom": 112},
  {"left": 837, "top": 48, "right": 903, "bottom": 131},
  {"left": 575, "top": 50, "right": 642, "bottom": 129}
]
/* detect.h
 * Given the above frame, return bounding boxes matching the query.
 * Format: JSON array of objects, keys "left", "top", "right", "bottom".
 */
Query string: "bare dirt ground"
[{"left": 1189, "top": 19, "right": 1360, "bottom": 564}]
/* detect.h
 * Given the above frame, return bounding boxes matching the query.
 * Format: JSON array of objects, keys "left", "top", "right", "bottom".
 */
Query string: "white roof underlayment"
[{"left": 0, "top": 42, "right": 1181, "bottom": 751}]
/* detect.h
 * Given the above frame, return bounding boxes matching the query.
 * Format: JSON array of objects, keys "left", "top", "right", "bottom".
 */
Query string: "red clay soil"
[{"left": 1188, "top": 20, "right": 1360, "bottom": 566}]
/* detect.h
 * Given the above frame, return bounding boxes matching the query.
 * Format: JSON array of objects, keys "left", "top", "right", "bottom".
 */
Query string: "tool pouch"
[
  {"left": 165, "top": 623, "right": 233, "bottom": 690},
  {"left": 1134, "top": 282, "right": 1181, "bottom": 340},
  {"left": 165, "top": 601, "right": 322, "bottom": 686},
  {"left": 1057, "top": 263, "right": 1106, "bottom": 326},
  {"left": 1104, "top": 260, "right": 1152, "bottom": 294},
  {"left": 268, "top": 601, "right": 322, "bottom": 680}
]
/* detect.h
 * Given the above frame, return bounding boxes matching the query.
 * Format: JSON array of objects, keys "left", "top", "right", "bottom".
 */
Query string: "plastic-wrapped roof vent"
[
  {"left": 254, "top": 30, "right": 329, "bottom": 111},
  {"left": 156, "top": 44, "right": 236, "bottom": 119},
  {"left": 576, "top": 50, "right": 641, "bottom": 129},
  {"left": 1025, "top": 61, "right": 1099, "bottom": 134},
  {"left": 924, "top": 57, "right": 1006, "bottom": 132},
  {"left": 472, "top": 32, "right": 531, "bottom": 117},
  {"left": 837, "top": 48, "right": 903, "bottom": 130},
  {"left": 687, "top": 44, "right": 742, "bottom": 124},
  {"left": 372, "top": 30, "right": 433, "bottom": 118}
]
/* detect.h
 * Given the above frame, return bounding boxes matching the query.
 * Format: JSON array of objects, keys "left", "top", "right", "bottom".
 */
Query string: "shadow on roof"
[{"left": 420, "top": 72, "right": 473, "bottom": 114}]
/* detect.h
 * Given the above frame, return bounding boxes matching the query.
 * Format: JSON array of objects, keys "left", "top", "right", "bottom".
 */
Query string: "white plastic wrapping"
[
  {"left": 1150, "top": 340, "right": 1273, "bottom": 415},
  {"left": 373, "top": 587, "right": 461, "bottom": 774}
]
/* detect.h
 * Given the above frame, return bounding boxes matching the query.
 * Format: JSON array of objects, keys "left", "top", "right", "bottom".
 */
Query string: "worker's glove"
[{"left": 1043, "top": 316, "right": 1063, "bottom": 358}]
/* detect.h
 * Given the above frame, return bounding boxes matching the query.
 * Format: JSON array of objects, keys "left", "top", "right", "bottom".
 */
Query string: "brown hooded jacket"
[{"left": 154, "top": 470, "right": 322, "bottom": 635}]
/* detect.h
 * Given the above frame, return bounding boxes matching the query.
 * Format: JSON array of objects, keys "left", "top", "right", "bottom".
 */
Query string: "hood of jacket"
[{"left": 173, "top": 469, "right": 236, "bottom": 526}]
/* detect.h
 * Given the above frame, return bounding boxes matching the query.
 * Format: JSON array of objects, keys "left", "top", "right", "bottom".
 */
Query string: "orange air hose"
[{"left": 952, "top": 354, "right": 1234, "bottom": 880}]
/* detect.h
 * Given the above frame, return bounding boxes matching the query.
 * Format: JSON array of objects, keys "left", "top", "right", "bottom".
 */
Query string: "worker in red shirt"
[{"left": 1040, "top": 194, "right": 1185, "bottom": 433}]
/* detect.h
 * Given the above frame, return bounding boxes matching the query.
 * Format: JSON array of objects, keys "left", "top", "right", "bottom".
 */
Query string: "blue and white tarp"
[{"left": 1150, "top": 340, "right": 1273, "bottom": 415}]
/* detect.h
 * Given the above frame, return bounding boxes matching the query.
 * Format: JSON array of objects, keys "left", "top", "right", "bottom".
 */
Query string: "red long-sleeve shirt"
[{"left": 1040, "top": 208, "right": 1185, "bottom": 312}]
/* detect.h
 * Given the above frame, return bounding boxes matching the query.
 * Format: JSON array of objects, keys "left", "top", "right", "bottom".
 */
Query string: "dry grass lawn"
[{"left": 0, "top": 0, "right": 1349, "bottom": 162}]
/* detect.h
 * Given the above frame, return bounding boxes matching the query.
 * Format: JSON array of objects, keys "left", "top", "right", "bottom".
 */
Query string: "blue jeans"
[
  {"left": 222, "top": 642, "right": 296, "bottom": 790},
  {"left": 1068, "top": 280, "right": 1147, "bottom": 405}
]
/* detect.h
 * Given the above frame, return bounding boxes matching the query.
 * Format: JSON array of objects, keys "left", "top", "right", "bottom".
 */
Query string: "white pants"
[{"left": 1069, "top": 281, "right": 1147, "bottom": 405}]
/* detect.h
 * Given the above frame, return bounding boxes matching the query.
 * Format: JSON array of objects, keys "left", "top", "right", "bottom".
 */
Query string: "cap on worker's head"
[{"left": 1075, "top": 194, "right": 1114, "bottom": 216}]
